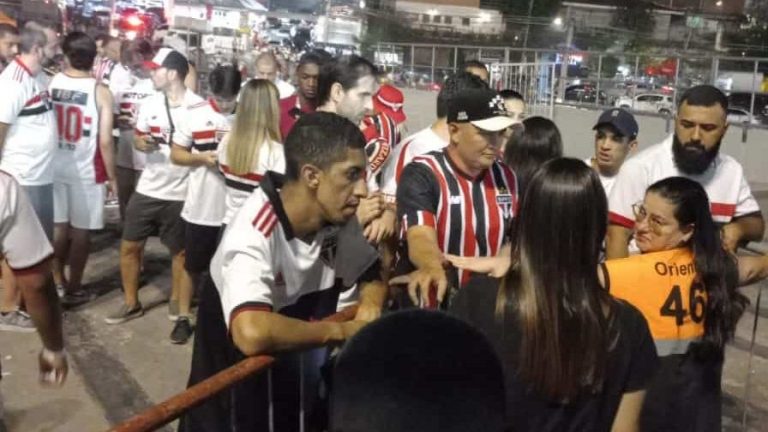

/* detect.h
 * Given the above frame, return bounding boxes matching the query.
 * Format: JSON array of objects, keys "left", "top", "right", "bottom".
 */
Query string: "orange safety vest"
[{"left": 604, "top": 248, "right": 706, "bottom": 356}]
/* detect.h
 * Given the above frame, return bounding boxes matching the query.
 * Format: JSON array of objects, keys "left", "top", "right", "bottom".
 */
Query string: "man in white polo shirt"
[
  {"left": 0, "top": 26, "right": 57, "bottom": 331},
  {"left": 104, "top": 48, "right": 200, "bottom": 346},
  {"left": 606, "top": 85, "right": 764, "bottom": 258}
]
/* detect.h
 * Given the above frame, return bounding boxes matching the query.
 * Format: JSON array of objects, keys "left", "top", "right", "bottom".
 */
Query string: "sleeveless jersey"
[
  {"left": 604, "top": 248, "right": 705, "bottom": 356},
  {"left": 49, "top": 73, "right": 105, "bottom": 184}
]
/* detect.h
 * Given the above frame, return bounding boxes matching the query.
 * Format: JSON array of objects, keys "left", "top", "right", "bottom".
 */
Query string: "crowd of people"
[{"left": 0, "top": 20, "right": 768, "bottom": 432}]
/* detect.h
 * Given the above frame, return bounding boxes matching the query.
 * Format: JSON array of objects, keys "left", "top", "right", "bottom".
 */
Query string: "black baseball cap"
[
  {"left": 593, "top": 108, "right": 639, "bottom": 139},
  {"left": 448, "top": 88, "right": 517, "bottom": 132},
  {"left": 144, "top": 47, "right": 189, "bottom": 77}
]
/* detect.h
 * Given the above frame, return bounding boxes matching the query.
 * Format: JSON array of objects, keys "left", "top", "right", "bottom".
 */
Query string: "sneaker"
[
  {"left": 168, "top": 299, "right": 179, "bottom": 322},
  {"left": 61, "top": 289, "right": 94, "bottom": 307},
  {"left": 170, "top": 317, "right": 193, "bottom": 344},
  {"left": 0, "top": 310, "right": 36, "bottom": 333},
  {"left": 104, "top": 302, "right": 144, "bottom": 325}
]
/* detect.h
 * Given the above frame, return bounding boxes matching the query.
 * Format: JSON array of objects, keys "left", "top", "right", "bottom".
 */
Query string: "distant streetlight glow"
[
  {"left": 715, "top": 0, "right": 723, "bottom": 6},
  {"left": 553, "top": 16, "right": 563, "bottom": 27},
  {"left": 427, "top": 8, "right": 439, "bottom": 17},
  {"left": 479, "top": 12, "right": 491, "bottom": 23},
  {"left": 359, "top": 0, "right": 366, "bottom": 8}
]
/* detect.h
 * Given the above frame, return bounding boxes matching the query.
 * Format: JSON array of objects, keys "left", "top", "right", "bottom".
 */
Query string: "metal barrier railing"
[
  {"left": 107, "top": 305, "right": 359, "bottom": 432},
  {"left": 740, "top": 243, "right": 767, "bottom": 430}
]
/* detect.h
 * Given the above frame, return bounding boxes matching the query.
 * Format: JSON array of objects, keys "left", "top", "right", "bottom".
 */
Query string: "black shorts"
[
  {"left": 184, "top": 223, "right": 221, "bottom": 274},
  {"left": 122, "top": 192, "right": 186, "bottom": 255}
]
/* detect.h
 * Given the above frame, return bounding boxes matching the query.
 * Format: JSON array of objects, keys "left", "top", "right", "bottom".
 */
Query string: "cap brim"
[
  {"left": 471, "top": 116, "right": 517, "bottom": 132},
  {"left": 593, "top": 121, "right": 633, "bottom": 137},
  {"left": 143, "top": 61, "right": 161, "bottom": 70}
]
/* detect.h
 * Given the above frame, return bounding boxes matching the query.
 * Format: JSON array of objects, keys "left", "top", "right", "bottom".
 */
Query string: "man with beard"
[{"left": 605, "top": 85, "right": 764, "bottom": 258}]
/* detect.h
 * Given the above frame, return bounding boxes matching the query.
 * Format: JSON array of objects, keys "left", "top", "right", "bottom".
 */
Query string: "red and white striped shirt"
[{"left": 397, "top": 150, "right": 518, "bottom": 287}]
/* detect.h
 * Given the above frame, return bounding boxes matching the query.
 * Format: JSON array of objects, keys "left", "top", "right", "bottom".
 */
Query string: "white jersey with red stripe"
[
  {"left": 0, "top": 170, "right": 53, "bottom": 270},
  {"left": 217, "top": 134, "right": 286, "bottom": 225},
  {"left": 116, "top": 78, "right": 154, "bottom": 170},
  {"left": 362, "top": 112, "right": 398, "bottom": 193},
  {"left": 134, "top": 89, "right": 202, "bottom": 201},
  {"left": 380, "top": 126, "right": 447, "bottom": 202},
  {"left": 210, "top": 172, "right": 340, "bottom": 327},
  {"left": 608, "top": 135, "right": 760, "bottom": 228},
  {"left": 49, "top": 72, "right": 105, "bottom": 184},
  {"left": 175, "top": 100, "right": 233, "bottom": 226},
  {"left": 0, "top": 58, "right": 57, "bottom": 186}
]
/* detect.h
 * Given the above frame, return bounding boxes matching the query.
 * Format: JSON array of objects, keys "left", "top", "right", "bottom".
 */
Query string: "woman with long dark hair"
[
  {"left": 450, "top": 158, "right": 659, "bottom": 431},
  {"left": 502, "top": 116, "right": 563, "bottom": 190},
  {"left": 603, "top": 177, "right": 766, "bottom": 431}
]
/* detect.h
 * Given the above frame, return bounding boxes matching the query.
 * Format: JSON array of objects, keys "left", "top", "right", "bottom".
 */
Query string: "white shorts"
[{"left": 53, "top": 182, "right": 105, "bottom": 230}]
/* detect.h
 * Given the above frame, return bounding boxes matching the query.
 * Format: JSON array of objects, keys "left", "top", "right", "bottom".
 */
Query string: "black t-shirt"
[{"left": 449, "top": 275, "right": 659, "bottom": 432}]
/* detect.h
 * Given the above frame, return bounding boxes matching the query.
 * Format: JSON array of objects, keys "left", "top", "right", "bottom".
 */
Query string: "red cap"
[{"left": 373, "top": 84, "right": 406, "bottom": 125}]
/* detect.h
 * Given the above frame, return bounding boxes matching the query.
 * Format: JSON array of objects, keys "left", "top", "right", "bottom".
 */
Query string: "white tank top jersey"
[
  {"left": 380, "top": 126, "right": 448, "bottom": 201},
  {"left": 49, "top": 73, "right": 105, "bottom": 184},
  {"left": 174, "top": 100, "right": 233, "bottom": 227},
  {"left": 117, "top": 78, "right": 155, "bottom": 170},
  {"left": 134, "top": 89, "right": 203, "bottom": 201},
  {"left": 217, "top": 135, "right": 286, "bottom": 225}
]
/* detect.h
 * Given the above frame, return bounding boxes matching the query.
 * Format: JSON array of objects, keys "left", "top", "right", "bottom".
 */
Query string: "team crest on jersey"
[
  {"left": 320, "top": 233, "right": 338, "bottom": 267},
  {"left": 497, "top": 194, "right": 514, "bottom": 218}
]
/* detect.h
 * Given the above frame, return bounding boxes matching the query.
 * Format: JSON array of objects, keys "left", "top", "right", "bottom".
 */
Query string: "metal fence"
[
  {"left": 370, "top": 42, "right": 768, "bottom": 129},
  {"left": 489, "top": 62, "right": 556, "bottom": 119}
]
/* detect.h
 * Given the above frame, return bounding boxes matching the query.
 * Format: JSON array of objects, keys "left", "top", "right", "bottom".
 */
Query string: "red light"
[{"left": 127, "top": 15, "right": 143, "bottom": 27}]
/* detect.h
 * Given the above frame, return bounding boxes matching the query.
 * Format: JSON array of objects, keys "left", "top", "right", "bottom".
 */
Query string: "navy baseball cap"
[
  {"left": 593, "top": 108, "right": 639, "bottom": 139},
  {"left": 448, "top": 88, "right": 517, "bottom": 132}
]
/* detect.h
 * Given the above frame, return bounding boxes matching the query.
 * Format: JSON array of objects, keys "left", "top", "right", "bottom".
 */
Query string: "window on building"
[
  {"left": 445, "top": 16, "right": 453, "bottom": 24},
  {"left": 422, "top": 14, "right": 429, "bottom": 23},
  {"left": 462, "top": 17, "right": 470, "bottom": 26},
  {"left": 433, "top": 15, "right": 441, "bottom": 23}
]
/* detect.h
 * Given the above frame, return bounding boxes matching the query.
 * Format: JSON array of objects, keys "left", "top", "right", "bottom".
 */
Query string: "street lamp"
[
  {"left": 553, "top": 16, "right": 563, "bottom": 27},
  {"left": 715, "top": 0, "right": 722, "bottom": 7}
]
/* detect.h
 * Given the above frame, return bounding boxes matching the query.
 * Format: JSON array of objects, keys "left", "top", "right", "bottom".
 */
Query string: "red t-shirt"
[{"left": 279, "top": 95, "right": 314, "bottom": 140}]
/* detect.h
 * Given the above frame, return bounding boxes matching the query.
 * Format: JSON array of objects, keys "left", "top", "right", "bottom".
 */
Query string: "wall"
[{"left": 395, "top": 0, "right": 505, "bottom": 34}]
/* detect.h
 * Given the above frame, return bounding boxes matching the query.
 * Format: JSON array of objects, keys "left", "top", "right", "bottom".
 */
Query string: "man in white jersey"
[
  {"left": 584, "top": 108, "right": 638, "bottom": 197},
  {"left": 168, "top": 64, "right": 240, "bottom": 344},
  {"left": 0, "top": 27, "right": 57, "bottom": 331},
  {"left": 0, "top": 171, "right": 68, "bottom": 431},
  {"left": 114, "top": 39, "right": 155, "bottom": 219},
  {"left": 380, "top": 72, "right": 488, "bottom": 204},
  {"left": 49, "top": 32, "right": 116, "bottom": 305},
  {"left": 606, "top": 85, "right": 764, "bottom": 258},
  {"left": 104, "top": 49, "right": 198, "bottom": 346},
  {"left": 179, "top": 112, "right": 386, "bottom": 432},
  {"left": 253, "top": 51, "right": 295, "bottom": 98}
]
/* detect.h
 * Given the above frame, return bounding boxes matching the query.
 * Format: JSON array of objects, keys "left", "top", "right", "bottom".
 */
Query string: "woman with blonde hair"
[{"left": 218, "top": 78, "right": 286, "bottom": 225}]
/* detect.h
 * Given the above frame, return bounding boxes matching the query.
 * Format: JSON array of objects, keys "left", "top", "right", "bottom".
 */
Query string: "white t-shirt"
[
  {"left": 275, "top": 79, "right": 295, "bottom": 98},
  {"left": 217, "top": 133, "right": 285, "bottom": 225},
  {"left": 211, "top": 174, "right": 341, "bottom": 327},
  {"left": 107, "top": 63, "right": 133, "bottom": 137},
  {"left": 584, "top": 157, "right": 618, "bottom": 197},
  {"left": 0, "top": 171, "right": 53, "bottom": 270},
  {"left": 380, "top": 126, "right": 447, "bottom": 201},
  {"left": 608, "top": 135, "right": 761, "bottom": 228},
  {"left": 134, "top": 89, "right": 203, "bottom": 201},
  {"left": 0, "top": 58, "right": 57, "bottom": 186},
  {"left": 174, "top": 100, "right": 232, "bottom": 226},
  {"left": 116, "top": 77, "right": 155, "bottom": 170},
  {"left": 50, "top": 73, "right": 104, "bottom": 184}
]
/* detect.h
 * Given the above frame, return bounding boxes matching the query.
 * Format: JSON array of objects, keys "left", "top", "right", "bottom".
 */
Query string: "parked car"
[
  {"left": 727, "top": 92, "right": 768, "bottom": 120},
  {"left": 615, "top": 93, "right": 674, "bottom": 115},
  {"left": 563, "top": 84, "right": 607, "bottom": 105},
  {"left": 727, "top": 108, "right": 762, "bottom": 125}
]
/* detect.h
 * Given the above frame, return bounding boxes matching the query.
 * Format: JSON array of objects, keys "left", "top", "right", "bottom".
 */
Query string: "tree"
[{"left": 611, "top": 0, "right": 655, "bottom": 34}]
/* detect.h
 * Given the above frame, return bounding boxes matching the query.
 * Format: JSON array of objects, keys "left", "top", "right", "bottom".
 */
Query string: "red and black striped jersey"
[
  {"left": 362, "top": 111, "right": 399, "bottom": 192},
  {"left": 396, "top": 150, "right": 518, "bottom": 288}
]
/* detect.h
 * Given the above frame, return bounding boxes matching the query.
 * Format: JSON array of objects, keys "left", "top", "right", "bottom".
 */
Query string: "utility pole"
[
  {"left": 522, "top": 0, "right": 535, "bottom": 49},
  {"left": 557, "top": 18, "right": 573, "bottom": 102}
]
